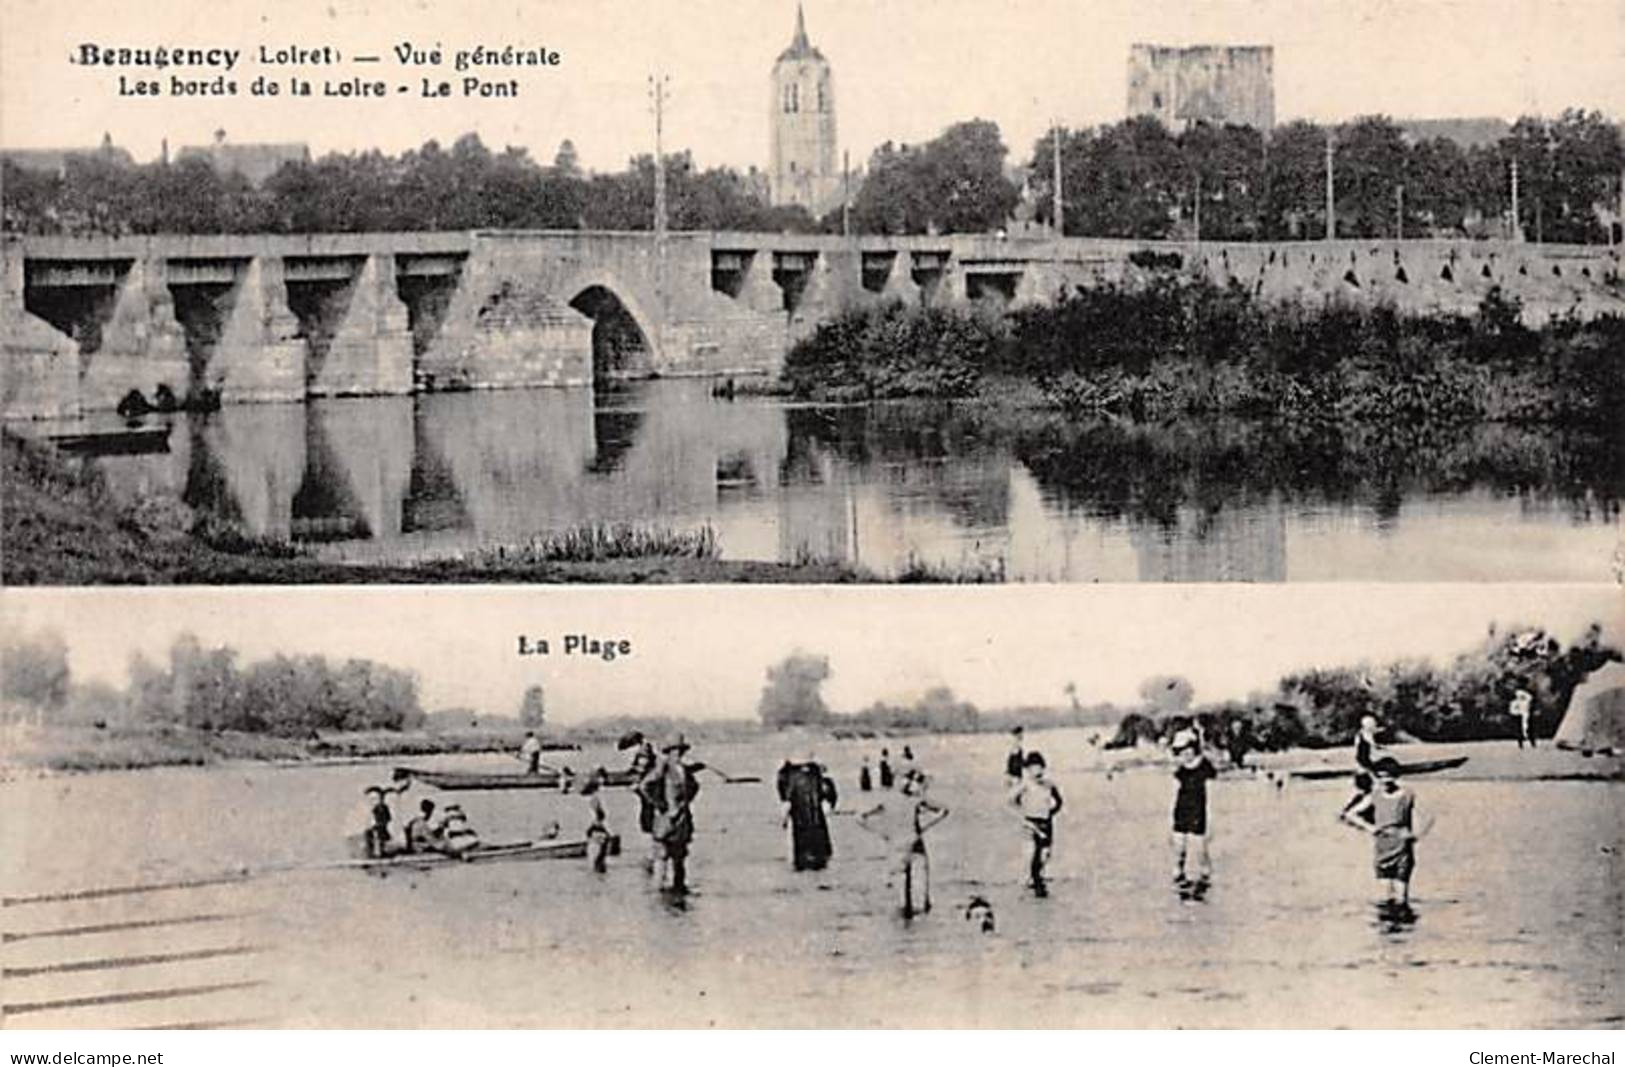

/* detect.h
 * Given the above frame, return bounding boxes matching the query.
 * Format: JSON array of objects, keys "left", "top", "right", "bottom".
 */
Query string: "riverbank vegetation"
[
  {"left": 5, "top": 622, "right": 1617, "bottom": 775},
  {"left": 783, "top": 280, "right": 1625, "bottom": 425},
  {"left": 1108, "top": 623, "right": 1620, "bottom": 754}
]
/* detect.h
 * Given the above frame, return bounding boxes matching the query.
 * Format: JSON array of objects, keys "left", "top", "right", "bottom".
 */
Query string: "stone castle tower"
[{"left": 769, "top": 5, "right": 839, "bottom": 217}]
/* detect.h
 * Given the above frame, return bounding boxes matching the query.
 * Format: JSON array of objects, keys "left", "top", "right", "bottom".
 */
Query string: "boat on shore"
[
  {"left": 394, "top": 766, "right": 639, "bottom": 791},
  {"left": 1289, "top": 755, "right": 1470, "bottom": 780},
  {"left": 345, "top": 835, "right": 620, "bottom": 871}
]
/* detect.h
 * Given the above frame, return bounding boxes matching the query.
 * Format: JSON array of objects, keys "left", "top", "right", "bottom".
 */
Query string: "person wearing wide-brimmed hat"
[{"left": 639, "top": 734, "right": 702, "bottom": 893}]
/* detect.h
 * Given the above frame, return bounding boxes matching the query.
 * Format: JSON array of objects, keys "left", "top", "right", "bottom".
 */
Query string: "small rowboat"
[
  {"left": 48, "top": 426, "right": 171, "bottom": 456},
  {"left": 346, "top": 835, "right": 620, "bottom": 872},
  {"left": 394, "top": 766, "right": 640, "bottom": 791},
  {"left": 1289, "top": 755, "right": 1469, "bottom": 781}
]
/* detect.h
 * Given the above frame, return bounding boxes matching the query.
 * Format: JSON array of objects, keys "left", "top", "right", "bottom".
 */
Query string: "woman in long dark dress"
[{"left": 777, "top": 755, "right": 838, "bottom": 871}]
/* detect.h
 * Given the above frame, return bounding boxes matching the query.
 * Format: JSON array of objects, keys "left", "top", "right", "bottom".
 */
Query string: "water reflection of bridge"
[{"left": 88, "top": 385, "right": 1301, "bottom": 580}]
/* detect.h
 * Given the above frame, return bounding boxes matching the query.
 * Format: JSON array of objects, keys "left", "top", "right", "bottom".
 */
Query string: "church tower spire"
[{"left": 769, "top": 5, "right": 838, "bottom": 215}]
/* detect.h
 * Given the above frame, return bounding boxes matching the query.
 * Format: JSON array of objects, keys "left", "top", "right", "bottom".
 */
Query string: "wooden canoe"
[
  {"left": 394, "top": 766, "right": 640, "bottom": 791},
  {"left": 1289, "top": 755, "right": 1469, "bottom": 781},
  {"left": 347, "top": 835, "right": 619, "bottom": 871}
]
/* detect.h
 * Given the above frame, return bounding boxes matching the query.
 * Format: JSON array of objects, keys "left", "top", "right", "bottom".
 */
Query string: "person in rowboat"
[
  {"left": 1354, "top": 715, "right": 1386, "bottom": 774},
  {"left": 434, "top": 804, "right": 481, "bottom": 859},
  {"left": 361, "top": 777, "right": 411, "bottom": 858},
  {"left": 405, "top": 799, "right": 440, "bottom": 854}
]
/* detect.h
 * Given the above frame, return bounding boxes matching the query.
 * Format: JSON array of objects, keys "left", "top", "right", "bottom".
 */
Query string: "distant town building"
[
  {"left": 1127, "top": 44, "right": 1275, "bottom": 132},
  {"left": 177, "top": 129, "right": 309, "bottom": 186},
  {"left": 769, "top": 5, "right": 840, "bottom": 217},
  {"left": 1, "top": 133, "right": 133, "bottom": 176}
]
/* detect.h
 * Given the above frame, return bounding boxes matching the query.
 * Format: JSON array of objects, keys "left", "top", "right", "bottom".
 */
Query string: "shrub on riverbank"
[
  {"left": 782, "top": 302, "right": 1006, "bottom": 400},
  {"left": 786, "top": 280, "right": 1625, "bottom": 424}
]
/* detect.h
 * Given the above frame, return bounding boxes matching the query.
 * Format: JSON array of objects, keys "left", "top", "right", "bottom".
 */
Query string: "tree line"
[
  {"left": 6, "top": 109, "right": 1616, "bottom": 241},
  {"left": 1111, "top": 624, "right": 1618, "bottom": 751},
  {"left": 1, "top": 628, "right": 424, "bottom": 735},
  {"left": 1029, "top": 109, "right": 1622, "bottom": 244},
  {"left": 1, "top": 134, "right": 817, "bottom": 237}
]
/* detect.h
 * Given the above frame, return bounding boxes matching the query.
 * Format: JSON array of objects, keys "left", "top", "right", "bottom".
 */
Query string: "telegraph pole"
[
  {"left": 1510, "top": 157, "right": 1522, "bottom": 242},
  {"left": 1052, "top": 118, "right": 1063, "bottom": 237},
  {"left": 1324, "top": 130, "right": 1335, "bottom": 241},
  {"left": 649, "top": 73, "right": 670, "bottom": 355},
  {"left": 842, "top": 149, "right": 851, "bottom": 237}
]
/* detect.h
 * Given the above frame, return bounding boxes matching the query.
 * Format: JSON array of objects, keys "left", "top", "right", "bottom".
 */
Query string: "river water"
[
  {"left": 3, "top": 733, "right": 1620, "bottom": 1028},
  {"left": 42, "top": 380, "right": 1621, "bottom": 581}
]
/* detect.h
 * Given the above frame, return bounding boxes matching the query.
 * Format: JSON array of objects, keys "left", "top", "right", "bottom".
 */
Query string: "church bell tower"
[{"left": 769, "top": 5, "right": 838, "bottom": 216}]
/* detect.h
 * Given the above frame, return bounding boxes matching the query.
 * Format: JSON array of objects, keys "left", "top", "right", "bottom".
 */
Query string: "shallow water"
[
  {"left": 31, "top": 380, "right": 1621, "bottom": 581},
  {"left": 4, "top": 731, "right": 1620, "bottom": 1027}
]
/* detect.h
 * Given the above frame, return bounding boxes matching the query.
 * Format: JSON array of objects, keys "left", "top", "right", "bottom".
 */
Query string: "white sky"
[
  {"left": 3, "top": 586, "right": 1618, "bottom": 722},
  {"left": 1, "top": 0, "right": 1621, "bottom": 174}
]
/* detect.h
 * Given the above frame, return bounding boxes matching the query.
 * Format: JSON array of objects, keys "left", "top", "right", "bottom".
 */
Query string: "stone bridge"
[{"left": 3, "top": 229, "right": 1620, "bottom": 418}]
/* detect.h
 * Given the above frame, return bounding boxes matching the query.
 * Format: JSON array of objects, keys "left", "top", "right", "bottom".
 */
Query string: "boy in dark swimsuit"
[{"left": 1170, "top": 730, "right": 1217, "bottom": 888}]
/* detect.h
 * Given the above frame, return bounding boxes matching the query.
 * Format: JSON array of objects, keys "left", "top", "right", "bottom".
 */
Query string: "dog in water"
[{"left": 964, "top": 895, "right": 996, "bottom": 933}]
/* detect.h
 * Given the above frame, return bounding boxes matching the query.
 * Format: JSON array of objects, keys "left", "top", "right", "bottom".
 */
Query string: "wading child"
[
  {"left": 581, "top": 767, "right": 614, "bottom": 873},
  {"left": 1009, "top": 751, "right": 1064, "bottom": 896},
  {"left": 1170, "top": 730, "right": 1217, "bottom": 888},
  {"left": 1343, "top": 757, "right": 1428, "bottom": 905},
  {"left": 859, "top": 770, "right": 949, "bottom": 918}
]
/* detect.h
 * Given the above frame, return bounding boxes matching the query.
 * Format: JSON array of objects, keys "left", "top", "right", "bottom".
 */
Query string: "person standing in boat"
[
  {"left": 1354, "top": 715, "right": 1386, "bottom": 773},
  {"left": 641, "top": 735, "right": 702, "bottom": 894},
  {"left": 777, "top": 752, "right": 839, "bottom": 872}
]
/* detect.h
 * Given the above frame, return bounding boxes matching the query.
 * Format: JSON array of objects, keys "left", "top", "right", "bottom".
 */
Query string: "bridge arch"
[{"left": 564, "top": 273, "right": 662, "bottom": 383}]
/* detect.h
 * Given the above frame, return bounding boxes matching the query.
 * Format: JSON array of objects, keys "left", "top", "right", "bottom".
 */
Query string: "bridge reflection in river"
[{"left": 72, "top": 380, "right": 1621, "bottom": 582}]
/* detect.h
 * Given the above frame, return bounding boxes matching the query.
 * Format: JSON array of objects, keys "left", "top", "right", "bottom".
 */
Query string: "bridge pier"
[
  {"left": 2, "top": 254, "right": 79, "bottom": 418},
  {"left": 307, "top": 254, "right": 414, "bottom": 397},
  {"left": 215, "top": 257, "right": 307, "bottom": 404},
  {"left": 79, "top": 257, "right": 189, "bottom": 412}
]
